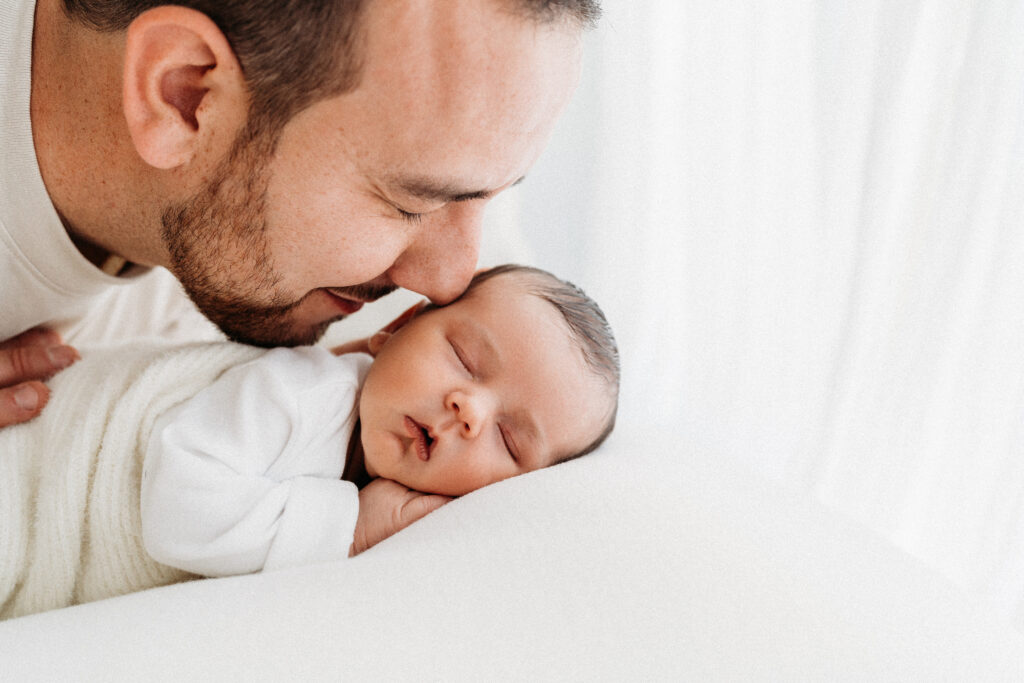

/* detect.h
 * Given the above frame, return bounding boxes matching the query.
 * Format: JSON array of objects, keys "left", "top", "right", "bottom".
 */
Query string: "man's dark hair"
[
  {"left": 466, "top": 264, "right": 620, "bottom": 463},
  {"left": 62, "top": 0, "right": 601, "bottom": 140}
]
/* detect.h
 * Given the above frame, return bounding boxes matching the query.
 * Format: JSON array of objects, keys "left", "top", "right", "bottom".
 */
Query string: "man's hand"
[
  {"left": 349, "top": 478, "right": 452, "bottom": 557},
  {"left": 0, "top": 328, "right": 80, "bottom": 427}
]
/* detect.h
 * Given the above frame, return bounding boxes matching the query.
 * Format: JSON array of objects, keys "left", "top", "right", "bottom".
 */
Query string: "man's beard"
[{"left": 160, "top": 130, "right": 392, "bottom": 347}]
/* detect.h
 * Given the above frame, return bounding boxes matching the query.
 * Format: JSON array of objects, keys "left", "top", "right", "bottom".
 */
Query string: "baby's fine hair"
[{"left": 465, "top": 264, "right": 620, "bottom": 463}]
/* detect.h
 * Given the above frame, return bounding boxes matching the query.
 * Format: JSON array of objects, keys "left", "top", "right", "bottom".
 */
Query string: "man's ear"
[{"left": 122, "top": 6, "right": 247, "bottom": 169}]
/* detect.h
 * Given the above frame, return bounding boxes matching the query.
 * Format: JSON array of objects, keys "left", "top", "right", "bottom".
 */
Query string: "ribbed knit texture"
[{"left": 0, "top": 342, "right": 263, "bottom": 619}]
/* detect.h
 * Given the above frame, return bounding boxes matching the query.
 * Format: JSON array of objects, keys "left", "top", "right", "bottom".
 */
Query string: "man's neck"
[{"left": 30, "top": 0, "right": 169, "bottom": 268}]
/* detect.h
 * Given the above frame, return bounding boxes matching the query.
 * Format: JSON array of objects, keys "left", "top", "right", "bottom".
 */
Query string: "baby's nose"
[{"left": 445, "top": 390, "right": 491, "bottom": 439}]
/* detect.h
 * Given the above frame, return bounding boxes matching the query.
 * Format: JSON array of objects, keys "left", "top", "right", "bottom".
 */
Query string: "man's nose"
[{"left": 388, "top": 203, "right": 485, "bottom": 305}]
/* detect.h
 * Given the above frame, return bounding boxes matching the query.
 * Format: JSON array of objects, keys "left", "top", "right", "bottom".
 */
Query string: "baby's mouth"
[{"left": 405, "top": 416, "right": 434, "bottom": 461}]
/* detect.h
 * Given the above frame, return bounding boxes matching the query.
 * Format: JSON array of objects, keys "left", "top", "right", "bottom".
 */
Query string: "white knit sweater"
[{"left": 0, "top": 342, "right": 262, "bottom": 620}]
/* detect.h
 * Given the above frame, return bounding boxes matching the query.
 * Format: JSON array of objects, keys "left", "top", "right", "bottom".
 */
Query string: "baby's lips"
[{"left": 404, "top": 416, "right": 433, "bottom": 461}]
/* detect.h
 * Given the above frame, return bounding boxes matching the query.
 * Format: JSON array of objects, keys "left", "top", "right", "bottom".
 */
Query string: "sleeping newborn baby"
[
  {"left": 141, "top": 264, "right": 618, "bottom": 576},
  {"left": 3, "top": 264, "right": 619, "bottom": 621}
]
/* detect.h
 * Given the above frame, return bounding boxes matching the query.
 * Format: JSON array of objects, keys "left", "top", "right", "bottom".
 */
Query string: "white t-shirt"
[
  {"left": 0, "top": 0, "right": 219, "bottom": 346},
  {"left": 142, "top": 347, "right": 372, "bottom": 576}
]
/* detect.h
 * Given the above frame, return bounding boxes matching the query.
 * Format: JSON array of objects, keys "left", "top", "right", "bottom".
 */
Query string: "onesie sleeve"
[{"left": 141, "top": 348, "right": 372, "bottom": 577}]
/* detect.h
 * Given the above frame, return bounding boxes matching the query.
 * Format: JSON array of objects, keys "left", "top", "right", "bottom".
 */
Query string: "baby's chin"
[
  {"left": 361, "top": 444, "right": 496, "bottom": 497},
  {"left": 410, "top": 475, "right": 506, "bottom": 499},
  {"left": 399, "top": 477, "right": 463, "bottom": 498},
  {"left": 382, "top": 471, "right": 470, "bottom": 498}
]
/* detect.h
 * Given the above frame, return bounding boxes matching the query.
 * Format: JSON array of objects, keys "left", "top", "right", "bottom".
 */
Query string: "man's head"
[
  {"left": 358, "top": 264, "right": 619, "bottom": 497},
  {"left": 63, "top": 0, "right": 599, "bottom": 346}
]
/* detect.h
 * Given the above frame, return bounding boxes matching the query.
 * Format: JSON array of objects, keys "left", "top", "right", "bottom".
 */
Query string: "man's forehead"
[
  {"left": 360, "top": 1, "right": 525, "bottom": 82},
  {"left": 354, "top": 0, "right": 582, "bottom": 130},
  {"left": 326, "top": 0, "right": 581, "bottom": 203}
]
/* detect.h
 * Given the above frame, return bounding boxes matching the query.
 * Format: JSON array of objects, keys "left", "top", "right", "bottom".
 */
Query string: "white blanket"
[
  {"left": 2, "top": 429, "right": 1022, "bottom": 678},
  {"left": 0, "top": 342, "right": 262, "bottom": 619}
]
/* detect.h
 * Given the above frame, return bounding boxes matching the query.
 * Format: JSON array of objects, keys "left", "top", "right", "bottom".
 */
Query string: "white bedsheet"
[{"left": 1, "top": 426, "right": 1021, "bottom": 680}]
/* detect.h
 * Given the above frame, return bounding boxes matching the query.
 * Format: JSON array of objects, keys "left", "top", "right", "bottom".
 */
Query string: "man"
[{"left": 0, "top": 0, "right": 597, "bottom": 427}]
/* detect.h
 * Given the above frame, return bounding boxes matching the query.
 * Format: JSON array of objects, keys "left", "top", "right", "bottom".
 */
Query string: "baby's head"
[{"left": 357, "top": 264, "right": 619, "bottom": 496}]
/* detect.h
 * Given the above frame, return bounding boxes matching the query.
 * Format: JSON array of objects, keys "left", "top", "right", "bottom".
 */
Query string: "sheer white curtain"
[{"left": 502, "top": 1, "right": 1024, "bottom": 629}]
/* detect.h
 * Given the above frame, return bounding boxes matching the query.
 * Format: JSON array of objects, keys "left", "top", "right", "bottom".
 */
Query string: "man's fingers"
[
  {"left": 0, "top": 327, "right": 63, "bottom": 351},
  {"left": 0, "top": 381, "right": 50, "bottom": 427},
  {"left": 0, "top": 329, "right": 72, "bottom": 428},
  {"left": 0, "top": 344, "right": 79, "bottom": 385}
]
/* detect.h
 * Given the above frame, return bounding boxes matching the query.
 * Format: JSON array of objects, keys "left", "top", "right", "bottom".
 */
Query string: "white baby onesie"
[{"left": 142, "top": 347, "right": 372, "bottom": 577}]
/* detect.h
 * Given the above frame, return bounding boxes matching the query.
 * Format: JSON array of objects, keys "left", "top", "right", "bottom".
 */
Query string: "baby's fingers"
[
  {"left": 383, "top": 301, "right": 428, "bottom": 334},
  {"left": 399, "top": 493, "right": 453, "bottom": 526}
]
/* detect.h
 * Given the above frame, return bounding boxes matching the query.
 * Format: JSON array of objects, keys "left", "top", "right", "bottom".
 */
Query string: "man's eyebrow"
[{"left": 390, "top": 175, "right": 525, "bottom": 203}]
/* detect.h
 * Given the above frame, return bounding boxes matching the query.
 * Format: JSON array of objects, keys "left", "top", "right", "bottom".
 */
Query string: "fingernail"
[
  {"left": 47, "top": 345, "right": 78, "bottom": 369},
  {"left": 14, "top": 385, "right": 38, "bottom": 411}
]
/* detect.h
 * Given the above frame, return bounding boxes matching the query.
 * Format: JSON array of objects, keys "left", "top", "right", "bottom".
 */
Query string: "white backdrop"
[{"left": 480, "top": 0, "right": 1024, "bottom": 630}]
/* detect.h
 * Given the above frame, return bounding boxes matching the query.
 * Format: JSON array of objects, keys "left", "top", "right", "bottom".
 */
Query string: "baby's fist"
[{"left": 349, "top": 478, "right": 451, "bottom": 556}]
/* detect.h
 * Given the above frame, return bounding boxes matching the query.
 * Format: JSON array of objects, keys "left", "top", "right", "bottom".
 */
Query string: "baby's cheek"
[
  {"left": 361, "top": 431, "right": 393, "bottom": 480},
  {"left": 452, "top": 461, "right": 508, "bottom": 496}
]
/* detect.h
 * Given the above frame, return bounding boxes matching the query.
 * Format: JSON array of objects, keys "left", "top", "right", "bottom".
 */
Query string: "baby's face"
[{"left": 358, "top": 274, "right": 611, "bottom": 496}]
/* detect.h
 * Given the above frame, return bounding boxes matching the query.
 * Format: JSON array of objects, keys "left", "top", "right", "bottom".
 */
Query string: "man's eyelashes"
[{"left": 397, "top": 208, "right": 423, "bottom": 223}]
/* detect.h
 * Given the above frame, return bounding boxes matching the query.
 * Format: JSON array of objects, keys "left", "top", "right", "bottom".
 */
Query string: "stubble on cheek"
[{"left": 159, "top": 134, "right": 337, "bottom": 347}]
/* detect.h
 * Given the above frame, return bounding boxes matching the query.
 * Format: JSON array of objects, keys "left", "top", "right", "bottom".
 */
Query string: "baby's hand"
[
  {"left": 330, "top": 301, "right": 426, "bottom": 357},
  {"left": 349, "top": 478, "right": 451, "bottom": 556}
]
